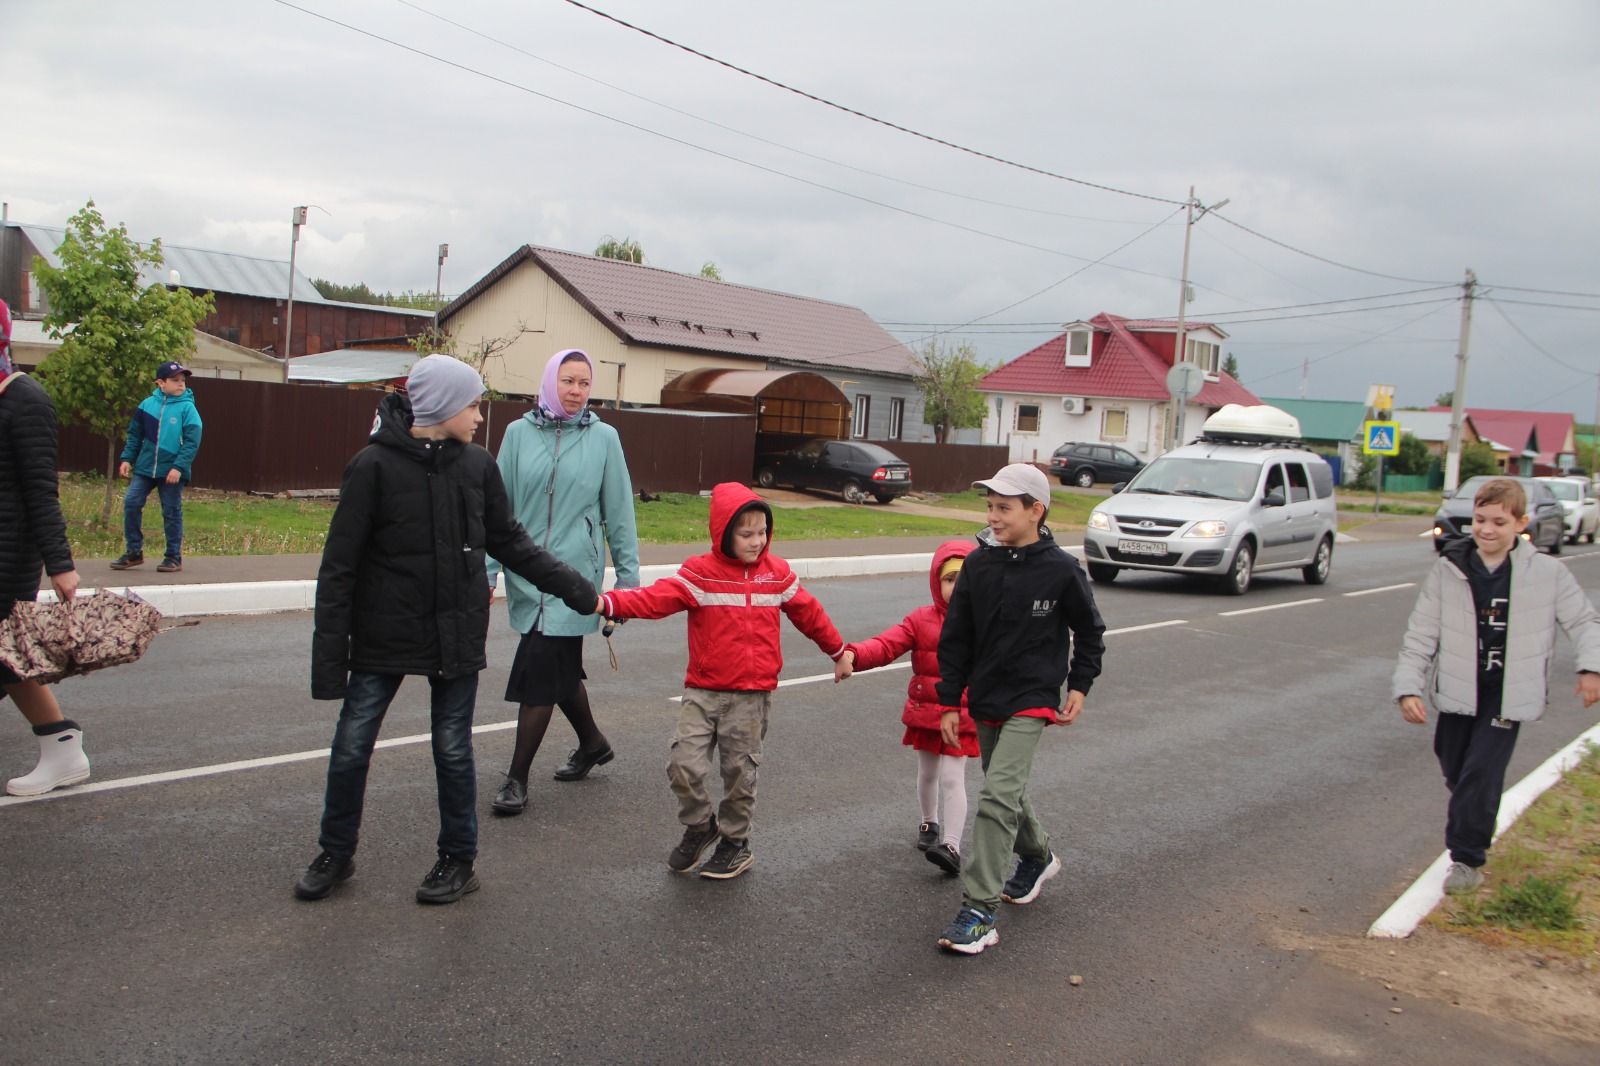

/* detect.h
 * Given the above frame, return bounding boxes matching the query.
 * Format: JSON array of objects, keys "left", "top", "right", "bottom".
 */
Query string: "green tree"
[
  {"left": 594, "top": 236, "right": 644, "bottom": 263},
  {"left": 1434, "top": 390, "right": 1454, "bottom": 408},
  {"left": 1388, "top": 431, "right": 1433, "bottom": 476},
  {"left": 32, "top": 202, "right": 214, "bottom": 525},
  {"left": 312, "top": 278, "right": 446, "bottom": 311},
  {"left": 1222, "top": 352, "right": 1239, "bottom": 379},
  {"left": 1460, "top": 440, "right": 1499, "bottom": 479},
  {"left": 699, "top": 261, "right": 724, "bottom": 281},
  {"left": 912, "top": 338, "right": 988, "bottom": 444}
]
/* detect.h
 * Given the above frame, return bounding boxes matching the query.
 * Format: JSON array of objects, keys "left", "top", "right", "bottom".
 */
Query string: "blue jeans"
[
  {"left": 123, "top": 473, "right": 185, "bottom": 560},
  {"left": 317, "top": 671, "right": 481, "bottom": 862}
]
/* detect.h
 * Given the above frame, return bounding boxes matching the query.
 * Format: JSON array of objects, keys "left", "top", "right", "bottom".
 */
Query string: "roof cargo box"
[{"left": 1200, "top": 404, "right": 1302, "bottom": 442}]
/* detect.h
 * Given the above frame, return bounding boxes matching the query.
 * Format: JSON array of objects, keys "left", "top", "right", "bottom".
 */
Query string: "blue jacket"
[
  {"left": 120, "top": 386, "right": 202, "bottom": 482},
  {"left": 489, "top": 406, "right": 639, "bottom": 636}
]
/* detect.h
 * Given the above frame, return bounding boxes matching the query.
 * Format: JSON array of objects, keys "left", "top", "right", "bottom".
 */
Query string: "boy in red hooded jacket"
[
  {"left": 835, "top": 540, "right": 977, "bottom": 874},
  {"left": 600, "top": 483, "right": 844, "bottom": 880}
]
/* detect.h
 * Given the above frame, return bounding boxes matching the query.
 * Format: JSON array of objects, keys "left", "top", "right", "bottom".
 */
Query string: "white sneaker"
[
  {"left": 1443, "top": 861, "right": 1484, "bottom": 896},
  {"left": 6, "top": 728, "right": 91, "bottom": 796}
]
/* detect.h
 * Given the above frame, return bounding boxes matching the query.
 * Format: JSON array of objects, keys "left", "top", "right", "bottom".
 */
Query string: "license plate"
[
  {"left": 885, "top": 470, "right": 907, "bottom": 480},
  {"left": 1117, "top": 538, "right": 1167, "bottom": 556}
]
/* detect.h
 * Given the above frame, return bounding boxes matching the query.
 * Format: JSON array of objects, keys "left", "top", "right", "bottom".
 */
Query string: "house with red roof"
[
  {"left": 1426, "top": 406, "right": 1578, "bottom": 475},
  {"left": 439, "top": 244, "right": 933, "bottom": 443},
  {"left": 978, "top": 313, "right": 1259, "bottom": 464}
]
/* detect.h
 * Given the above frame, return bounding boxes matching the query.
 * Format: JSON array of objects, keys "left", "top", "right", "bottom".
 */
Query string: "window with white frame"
[
  {"left": 1014, "top": 401, "right": 1041, "bottom": 434},
  {"left": 887, "top": 397, "right": 904, "bottom": 440},
  {"left": 1101, "top": 406, "right": 1129, "bottom": 439},
  {"left": 852, "top": 394, "right": 871, "bottom": 438},
  {"left": 1064, "top": 329, "right": 1091, "bottom": 367},
  {"left": 1185, "top": 338, "right": 1220, "bottom": 374}
]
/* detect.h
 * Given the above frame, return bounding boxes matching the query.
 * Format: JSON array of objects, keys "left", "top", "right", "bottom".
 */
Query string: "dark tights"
[{"left": 506, "top": 682, "right": 606, "bottom": 785}]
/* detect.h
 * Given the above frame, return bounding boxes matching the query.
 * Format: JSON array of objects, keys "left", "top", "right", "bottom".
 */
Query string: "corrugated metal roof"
[
  {"left": 13, "top": 223, "right": 427, "bottom": 320},
  {"left": 1262, "top": 397, "right": 1368, "bottom": 443},
  {"left": 288, "top": 348, "right": 418, "bottom": 384},
  {"left": 980, "top": 313, "right": 1258, "bottom": 406},
  {"left": 441, "top": 244, "right": 918, "bottom": 376}
]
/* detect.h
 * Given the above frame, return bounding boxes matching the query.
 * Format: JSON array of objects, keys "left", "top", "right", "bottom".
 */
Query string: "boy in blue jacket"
[{"left": 111, "top": 360, "right": 203, "bottom": 573}]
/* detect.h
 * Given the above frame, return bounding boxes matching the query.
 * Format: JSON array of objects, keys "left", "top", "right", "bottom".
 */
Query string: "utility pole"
[
  {"left": 281, "top": 205, "right": 308, "bottom": 384},
  {"left": 1170, "top": 187, "right": 1228, "bottom": 449},
  {"left": 1442, "top": 269, "right": 1477, "bottom": 494},
  {"left": 433, "top": 243, "right": 449, "bottom": 344}
]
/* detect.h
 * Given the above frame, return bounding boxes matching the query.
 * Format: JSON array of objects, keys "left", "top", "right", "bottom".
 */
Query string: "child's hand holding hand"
[
  {"left": 1055, "top": 690, "right": 1085, "bottom": 725},
  {"left": 939, "top": 710, "right": 961, "bottom": 748},
  {"left": 833, "top": 650, "right": 855, "bottom": 683}
]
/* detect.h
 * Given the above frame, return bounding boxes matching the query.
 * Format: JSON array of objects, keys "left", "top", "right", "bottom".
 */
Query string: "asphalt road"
[{"left": 5, "top": 535, "right": 1600, "bottom": 1064}]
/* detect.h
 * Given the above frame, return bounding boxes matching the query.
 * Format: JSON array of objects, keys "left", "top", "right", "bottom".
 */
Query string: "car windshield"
[
  {"left": 1452, "top": 476, "right": 1503, "bottom": 500},
  {"left": 1543, "top": 480, "right": 1580, "bottom": 501},
  {"left": 1124, "top": 457, "right": 1261, "bottom": 501}
]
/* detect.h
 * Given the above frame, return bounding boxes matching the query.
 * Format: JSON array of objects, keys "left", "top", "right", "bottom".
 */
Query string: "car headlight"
[
  {"left": 1184, "top": 520, "right": 1228, "bottom": 538},
  {"left": 1433, "top": 523, "right": 1447, "bottom": 537},
  {"left": 1088, "top": 512, "right": 1111, "bottom": 532}
]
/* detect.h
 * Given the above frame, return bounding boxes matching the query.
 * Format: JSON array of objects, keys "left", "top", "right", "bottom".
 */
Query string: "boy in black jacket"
[
  {"left": 934, "top": 463, "right": 1105, "bottom": 954},
  {"left": 296, "top": 355, "right": 600, "bottom": 905}
]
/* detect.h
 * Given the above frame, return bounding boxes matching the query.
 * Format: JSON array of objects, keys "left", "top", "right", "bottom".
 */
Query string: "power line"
[
  {"left": 392, "top": 0, "right": 1159, "bottom": 227},
  {"left": 270, "top": 0, "right": 1197, "bottom": 288},
  {"left": 1482, "top": 297, "right": 1591, "bottom": 376},
  {"left": 1208, "top": 212, "right": 1452, "bottom": 286},
  {"left": 1489, "top": 297, "right": 1600, "bottom": 313},
  {"left": 1212, "top": 297, "right": 1460, "bottom": 327},
  {"left": 1242, "top": 302, "right": 1455, "bottom": 387},
  {"left": 1199, "top": 287, "right": 1458, "bottom": 318},
  {"left": 558, "top": 0, "right": 1186, "bottom": 206},
  {"left": 1477, "top": 283, "right": 1600, "bottom": 300}
]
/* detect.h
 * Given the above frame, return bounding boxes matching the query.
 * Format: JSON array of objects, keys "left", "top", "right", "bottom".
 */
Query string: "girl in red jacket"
[{"left": 836, "top": 540, "right": 977, "bottom": 874}]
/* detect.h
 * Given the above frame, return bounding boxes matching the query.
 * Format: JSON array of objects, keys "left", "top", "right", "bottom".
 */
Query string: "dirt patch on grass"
[{"left": 1277, "top": 927, "right": 1600, "bottom": 1045}]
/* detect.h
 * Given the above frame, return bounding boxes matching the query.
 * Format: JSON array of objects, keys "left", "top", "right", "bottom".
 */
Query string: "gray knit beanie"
[{"left": 407, "top": 354, "right": 484, "bottom": 427}]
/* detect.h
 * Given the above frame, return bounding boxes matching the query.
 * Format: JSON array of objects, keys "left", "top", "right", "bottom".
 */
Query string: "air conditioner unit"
[{"left": 1060, "top": 396, "right": 1086, "bottom": 414}]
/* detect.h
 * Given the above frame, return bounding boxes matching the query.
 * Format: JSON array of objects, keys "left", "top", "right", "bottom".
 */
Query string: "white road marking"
[
  {"left": 1343, "top": 583, "right": 1416, "bottom": 597},
  {"left": 1217, "top": 598, "right": 1322, "bottom": 617},
  {"left": 1369, "top": 722, "right": 1600, "bottom": 938}
]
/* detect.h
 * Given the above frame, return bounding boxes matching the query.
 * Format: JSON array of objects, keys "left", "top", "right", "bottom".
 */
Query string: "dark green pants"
[{"left": 962, "top": 715, "right": 1052, "bottom": 913}]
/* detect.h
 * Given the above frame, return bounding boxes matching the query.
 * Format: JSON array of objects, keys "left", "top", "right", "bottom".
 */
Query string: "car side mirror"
[
  {"left": 1112, "top": 482, "right": 1127, "bottom": 494},
  {"left": 1262, "top": 490, "right": 1286, "bottom": 508}
]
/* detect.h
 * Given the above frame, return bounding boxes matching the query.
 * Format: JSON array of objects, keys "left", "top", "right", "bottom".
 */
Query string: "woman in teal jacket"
[{"left": 489, "top": 349, "right": 640, "bottom": 816}]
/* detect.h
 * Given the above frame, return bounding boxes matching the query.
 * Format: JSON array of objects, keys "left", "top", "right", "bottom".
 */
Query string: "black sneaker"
[
  {"left": 925, "top": 842, "right": 961, "bottom": 875},
  {"left": 109, "top": 553, "right": 144, "bottom": 570},
  {"left": 667, "top": 816, "right": 719, "bottom": 872},
  {"left": 916, "top": 820, "right": 939, "bottom": 851},
  {"left": 937, "top": 905, "right": 999, "bottom": 955},
  {"left": 491, "top": 775, "right": 527, "bottom": 816},
  {"left": 156, "top": 557, "right": 182, "bottom": 573},
  {"left": 416, "top": 856, "right": 480, "bottom": 904},
  {"left": 293, "top": 851, "right": 354, "bottom": 900},
  {"left": 1001, "top": 851, "right": 1061, "bottom": 905},
  {"left": 698, "top": 837, "right": 754, "bottom": 880}
]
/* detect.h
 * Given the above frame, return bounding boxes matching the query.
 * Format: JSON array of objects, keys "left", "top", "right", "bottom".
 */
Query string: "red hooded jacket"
[
  {"left": 845, "top": 540, "right": 977, "bottom": 738},
  {"left": 600, "top": 483, "right": 843, "bottom": 691}
]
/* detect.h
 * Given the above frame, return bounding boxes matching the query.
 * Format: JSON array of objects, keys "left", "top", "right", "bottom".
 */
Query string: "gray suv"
[{"left": 1082, "top": 434, "right": 1338, "bottom": 595}]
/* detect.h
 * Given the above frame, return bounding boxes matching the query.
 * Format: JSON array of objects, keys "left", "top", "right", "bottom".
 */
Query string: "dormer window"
[
  {"left": 1184, "top": 337, "right": 1220, "bottom": 374},
  {"left": 1064, "top": 328, "right": 1091, "bottom": 368}
]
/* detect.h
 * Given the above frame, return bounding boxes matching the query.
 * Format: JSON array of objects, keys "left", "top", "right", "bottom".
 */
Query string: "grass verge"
[
  {"left": 1426, "top": 743, "right": 1600, "bottom": 956},
  {"left": 59, "top": 475, "right": 978, "bottom": 558}
]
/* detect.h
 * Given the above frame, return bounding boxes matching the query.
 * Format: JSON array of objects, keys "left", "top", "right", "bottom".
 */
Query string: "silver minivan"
[{"left": 1081, "top": 407, "right": 1338, "bottom": 595}]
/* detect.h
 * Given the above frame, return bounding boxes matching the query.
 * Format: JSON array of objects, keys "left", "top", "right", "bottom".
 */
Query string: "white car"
[{"left": 1536, "top": 476, "right": 1599, "bottom": 544}]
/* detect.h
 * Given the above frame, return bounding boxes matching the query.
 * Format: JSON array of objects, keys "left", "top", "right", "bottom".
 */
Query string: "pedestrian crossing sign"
[{"left": 1363, "top": 420, "right": 1400, "bottom": 456}]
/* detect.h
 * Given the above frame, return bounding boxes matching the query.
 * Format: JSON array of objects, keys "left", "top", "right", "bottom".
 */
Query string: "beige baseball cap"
[{"left": 973, "top": 462, "right": 1051, "bottom": 502}]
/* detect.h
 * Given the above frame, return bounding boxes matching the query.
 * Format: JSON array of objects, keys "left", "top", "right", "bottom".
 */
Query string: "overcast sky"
[{"left": 6, "top": 0, "right": 1599, "bottom": 413}]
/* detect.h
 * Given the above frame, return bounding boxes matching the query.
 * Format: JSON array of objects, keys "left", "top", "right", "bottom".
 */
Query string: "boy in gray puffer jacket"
[{"left": 1393, "top": 477, "right": 1600, "bottom": 896}]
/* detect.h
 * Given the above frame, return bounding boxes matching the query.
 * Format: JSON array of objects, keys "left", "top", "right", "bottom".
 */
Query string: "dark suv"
[
  {"left": 755, "top": 438, "right": 913, "bottom": 504},
  {"left": 1050, "top": 442, "right": 1145, "bottom": 488}
]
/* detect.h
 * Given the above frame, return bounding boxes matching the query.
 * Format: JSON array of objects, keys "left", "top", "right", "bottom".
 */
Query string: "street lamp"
[
  {"left": 281, "top": 205, "right": 307, "bottom": 384},
  {"left": 433, "top": 243, "right": 449, "bottom": 342}
]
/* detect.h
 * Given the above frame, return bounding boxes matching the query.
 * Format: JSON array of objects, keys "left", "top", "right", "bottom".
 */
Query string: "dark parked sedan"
[
  {"left": 755, "top": 438, "right": 913, "bottom": 504},
  {"left": 1431, "top": 475, "right": 1565, "bottom": 554},
  {"left": 1049, "top": 442, "right": 1145, "bottom": 488}
]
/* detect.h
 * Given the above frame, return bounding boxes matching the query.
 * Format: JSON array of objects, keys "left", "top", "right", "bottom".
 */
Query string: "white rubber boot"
[{"left": 6, "top": 728, "right": 91, "bottom": 796}]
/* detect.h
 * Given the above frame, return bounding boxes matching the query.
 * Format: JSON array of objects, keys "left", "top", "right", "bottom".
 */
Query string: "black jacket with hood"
[
  {"left": 935, "top": 527, "right": 1106, "bottom": 720},
  {"left": 0, "top": 374, "right": 75, "bottom": 618},
  {"left": 311, "top": 392, "right": 597, "bottom": 699}
]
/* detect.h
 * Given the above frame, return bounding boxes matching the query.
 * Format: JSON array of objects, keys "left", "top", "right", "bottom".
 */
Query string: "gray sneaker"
[{"left": 1443, "top": 861, "right": 1484, "bottom": 896}]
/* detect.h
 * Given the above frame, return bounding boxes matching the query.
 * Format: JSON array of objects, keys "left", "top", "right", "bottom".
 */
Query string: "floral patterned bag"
[{"left": 0, "top": 590, "right": 163, "bottom": 684}]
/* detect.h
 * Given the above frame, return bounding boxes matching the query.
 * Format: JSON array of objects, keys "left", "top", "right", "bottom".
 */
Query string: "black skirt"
[{"left": 503, "top": 630, "right": 586, "bottom": 705}]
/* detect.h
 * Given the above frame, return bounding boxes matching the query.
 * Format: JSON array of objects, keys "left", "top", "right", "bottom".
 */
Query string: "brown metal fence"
[
  {"left": 862, "top": 439, "right": 1009, "bottom": 493},
  {"left": 57, "top": 380, "right": 756, "bottom": 495}
]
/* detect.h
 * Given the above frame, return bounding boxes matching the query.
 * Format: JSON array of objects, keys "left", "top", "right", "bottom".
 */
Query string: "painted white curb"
[{"left": 1368, "top": 722, "right": 1600, "bottom": 938}]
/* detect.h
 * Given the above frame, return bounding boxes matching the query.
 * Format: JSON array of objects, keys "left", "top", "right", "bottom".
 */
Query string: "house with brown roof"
[
  {"left": 1427, "top": 406, "right": 1578, "bottom": 475},
  {"left": 437, "top": 245, "right": 936, "bottom": 443},
  {"left": 978, "top": 313, "right": 1259, "bottom": 463}
]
